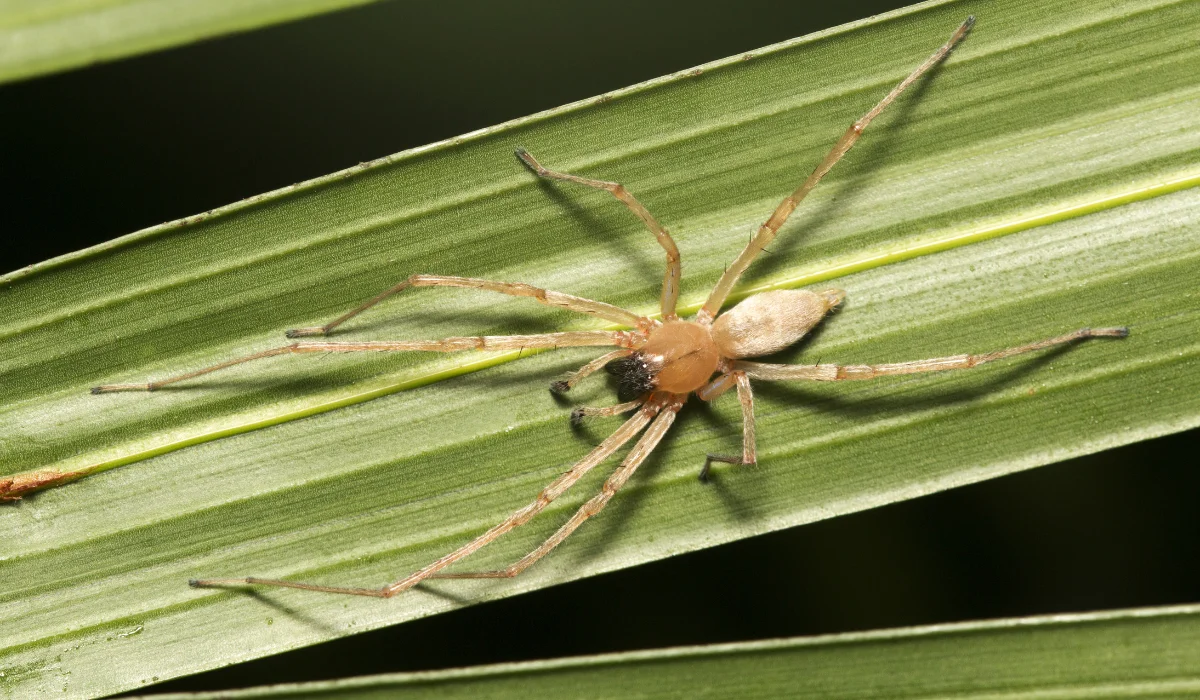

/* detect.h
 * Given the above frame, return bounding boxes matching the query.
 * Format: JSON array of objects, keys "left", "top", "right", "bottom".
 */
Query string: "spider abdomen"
[
  {"left": 639, "top": 321, "right": 721, "bottom": 393},
  {"left": 711, "top": 289, "right": 844, "bottom": 359}
]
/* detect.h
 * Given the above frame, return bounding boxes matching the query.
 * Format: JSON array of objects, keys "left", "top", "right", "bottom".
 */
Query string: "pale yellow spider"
[{"left": 93, "top": 17, "right": 1126, "bottom": 598}]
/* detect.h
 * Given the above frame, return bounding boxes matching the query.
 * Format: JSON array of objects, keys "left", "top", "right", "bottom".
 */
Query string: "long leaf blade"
[
  {"left": 134, "top": 604, "right": 1200, "bottom": 699},
  {"left": 2, "top": 0, "right": 1198, "bottom": 695}
]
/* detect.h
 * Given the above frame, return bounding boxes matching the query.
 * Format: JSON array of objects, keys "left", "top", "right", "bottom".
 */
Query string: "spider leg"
[
  {"left": 287, "top": 274, "right": 646, "bottom": 338},
  {"left": 516, "top": 148, "right": 682, "bottom": 321},
  {"left": 700, "top": 17, "right": 975, "bottom": 321},
  {"left": 190, "top": 396, "right": 669, "bottom": 597},
  {"left": 570, "top": 398, "right": 645, "bottom": 426},
  {"left": 735, "top": 327, "right": 1129, "bottom": 382},
  {"left": 551, "top": 348, "right": 634, "bottom": 395},
  {"left": 428, "top": 395, "right": 684, "bottom": 582},
  {"left": 92, "top": 331, "right": 638, "bottom": 393},
  {"left": 697, "top": 372, "right": 756, "bottom": 481}
]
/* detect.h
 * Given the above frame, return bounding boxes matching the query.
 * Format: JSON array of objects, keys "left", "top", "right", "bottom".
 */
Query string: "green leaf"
[
  {"left": 2, "top": 0, "right": 1199, "bottom": 695},
  {"left": 127, "top": 604, "right": 1200, "bottom": 698},
  {"left": 0, "top": 0, "right": 387, "bottom": 84}
]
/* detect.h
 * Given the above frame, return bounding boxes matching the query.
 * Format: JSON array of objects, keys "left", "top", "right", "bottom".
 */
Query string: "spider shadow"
[
  {"left": 686, "top": 400, "right": 763, "bottom": 522},
  {"left": 751, "top": 59, "right": 948, "bottom": 283},
  {"left": 310, "top": 308, "right": 564, "bottom": 340},
  {"left": 528, "top": 177, "right": 661, "bottom": 290},
  {"left": 412, "top": 582, "right": 475, "bottom": 607},
  {"left": 198, "top": 587, "right": 342, "bottom": 634},
  {"left": 145, "top": 374, "right": 356, "bottom": 396}
]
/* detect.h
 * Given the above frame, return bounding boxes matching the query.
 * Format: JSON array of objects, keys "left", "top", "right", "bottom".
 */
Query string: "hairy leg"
[
  {"left": 517, "top": 148, "right": 682, "bottom": 320},
  {"left": 189, "top": 398, "right": 670, "bottom": 597},
  {"left": 735, "top": 327, "right": 1129, "bottom": 382},
  {"left": 570, "top": 398, "right": 646, "bottom": 426},
  {"left": 700, "top": 18, "right": 975, "bottom": 321},
  {"left": 697, "top": 372, "right": 756, "bottom": 481},
  {"left": 93, "top": 330, "right": 640, "bottom": 393},
  {"left": 428, "top": 396, "right": 683, "bottom": 582},
  {"left": 550, "top": 348, "right": 633, "bottom": 395}
]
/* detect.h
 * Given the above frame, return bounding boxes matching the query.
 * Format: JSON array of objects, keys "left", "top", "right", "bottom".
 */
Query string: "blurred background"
[{"left": 1, "top": 0, "right": 1195, "bottom": 693}]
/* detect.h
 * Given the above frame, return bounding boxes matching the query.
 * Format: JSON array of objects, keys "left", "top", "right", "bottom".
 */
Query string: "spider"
[{"left": 92, "top": 17, "right": 1126, "bottom": 598}]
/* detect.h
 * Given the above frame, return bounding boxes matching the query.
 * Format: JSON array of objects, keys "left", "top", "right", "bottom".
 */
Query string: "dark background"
[{"left": 1, "top": 1, "right": 1195, "bottom": 694}]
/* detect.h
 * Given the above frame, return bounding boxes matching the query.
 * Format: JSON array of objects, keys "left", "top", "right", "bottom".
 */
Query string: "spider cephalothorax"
[
  {"left": 631, "top": 321, "right": 721, "bottom": 393},
  {"left": 89, "top": 17, "right": 1123, "bottom": 599}
]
